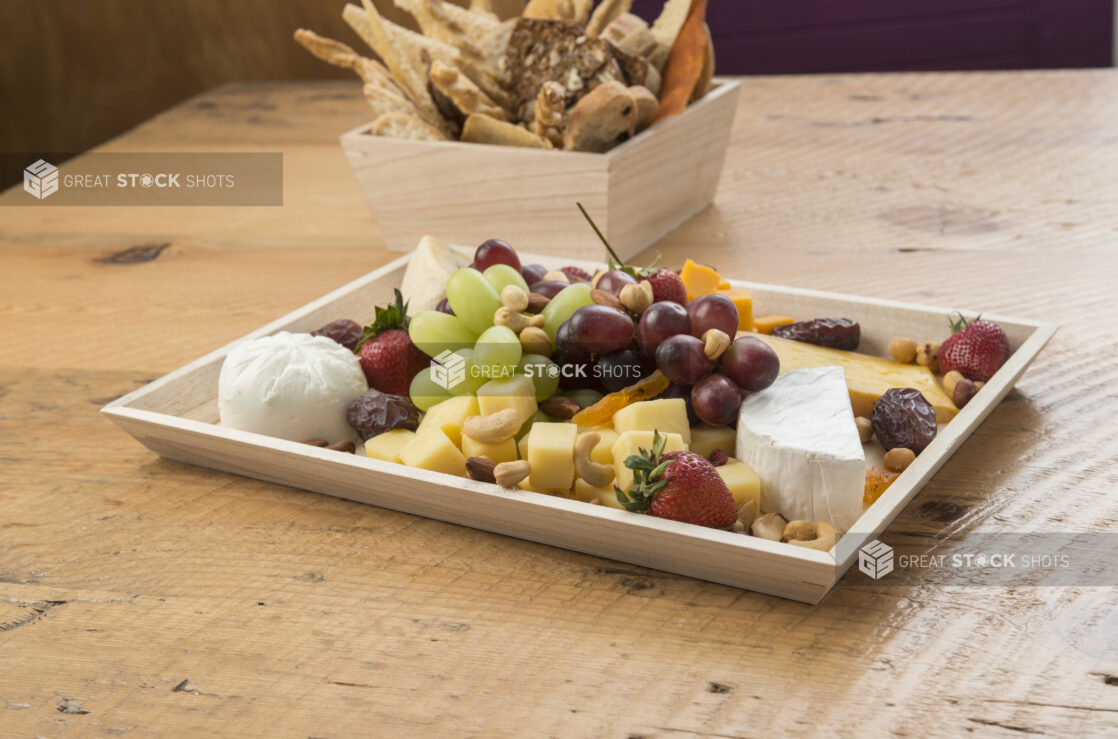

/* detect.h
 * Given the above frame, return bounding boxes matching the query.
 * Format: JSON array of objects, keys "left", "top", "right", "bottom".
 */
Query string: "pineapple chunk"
[
  {"left": 364, "top": 429, "right": 415, "bottom": 464},
  {"left": 577, "top": 426, "right": 619, "bottom": 465},
  {"left": 689, "top": 424, "right": 736, "bottom": 458},
  {"left": 400, "top": 428, "right": 468, "bottom": 477},
  {"left": 611, "top": 398, "right": 691, "bottom": 446},
  {"left": 527, "top": 422, "right": 577, "bottom": 491},
  {"left": 417, "top": 395, "right": 478, "bottom": 448},
  {"left": 717, "top": 459, "right": 762, "bottom": 510},
  {"left": 461, "top": 433, "right": 518, "bottom": 464},
  {"left": 611, "top": 430, "right": 686, "bottom": 494},
  {"left": 477, "top": 375, "right": 538, "bottom": 424}
]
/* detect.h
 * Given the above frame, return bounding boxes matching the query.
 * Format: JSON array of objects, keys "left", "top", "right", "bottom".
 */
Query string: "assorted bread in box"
[{"left": 296, "top": 0, "right": 714, "bottom": 153}]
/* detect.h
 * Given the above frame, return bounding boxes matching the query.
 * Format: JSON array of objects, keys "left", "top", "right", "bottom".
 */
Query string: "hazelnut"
[
  {"left": 855, "top": 417, "right": 873, "bottom": 443},
  {"left": 889, "top": 337, "right": 918, "bottom": 363},
  {"left": 953, "top": 377, "right": 978, "bottom": 408},
  {"left": 883, "top": 447, "right": 916, "bottom": 473},
  {"left": 916, "top": 341, "right": 940, "bottom": 372}
]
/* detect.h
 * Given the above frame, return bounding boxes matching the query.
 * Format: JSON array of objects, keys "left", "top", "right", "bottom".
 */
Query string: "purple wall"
[{"left": 629, "top": 0, "right": 1114, "bottom": 73}]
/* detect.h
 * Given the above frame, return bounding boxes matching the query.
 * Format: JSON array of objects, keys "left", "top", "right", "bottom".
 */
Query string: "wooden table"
[{"left": 3, "top": 71, "right": 1117, "bottom": 736}]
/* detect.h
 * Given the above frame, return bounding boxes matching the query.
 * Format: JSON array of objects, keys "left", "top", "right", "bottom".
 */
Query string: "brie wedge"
[
  {"left": 735, "top": 366, "right": 865, "bottom": 531},
  {"left": 400, "top": 235, "right": 470, "bottom": 313}
]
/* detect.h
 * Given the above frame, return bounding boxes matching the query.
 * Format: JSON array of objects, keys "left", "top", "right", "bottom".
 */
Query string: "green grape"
[
  {"left": 517, "top": 353, "right": 560, "bottom": 401},
  {"left": 408, "top": 310, "right": 477, "bottom": 357},
  {"left": 446, "top": 348, "right": 486, "bottom": 396},
  {"left": 446, "top": 267, "right": 501, "bottom": 334},
  {"left": 483, "top": 264, "right": 530, "bottom": 295},
  {"left": 409, "top": 367, "right": 452, "bottom": 411},
  {"left": 563, "top": 388, "right": 604, "bottom": 409},
  {"left": 473, "top": 325, "right": 522, "bottom": 382},
  {"left": 541, "top": 282, "right": 594, "bottom": 341}
]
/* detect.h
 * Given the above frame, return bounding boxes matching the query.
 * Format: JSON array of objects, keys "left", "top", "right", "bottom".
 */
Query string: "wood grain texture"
[{"left": 2, "top": 71, "right": 1118, "bottom": 735}]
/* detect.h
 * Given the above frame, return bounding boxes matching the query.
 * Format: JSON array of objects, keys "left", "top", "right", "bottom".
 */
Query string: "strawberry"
[
  {"left": 577, "top": 203, "right": 690, "bottom": 306},
  {"left": 615, "top": 432, "right": 738, "bottom": 528},
  {"left": 939, "top": 313, "right": 1010, "bottom": 382},
  {"left": 355, "top": 289, "right": 428, "bottom": 396}
]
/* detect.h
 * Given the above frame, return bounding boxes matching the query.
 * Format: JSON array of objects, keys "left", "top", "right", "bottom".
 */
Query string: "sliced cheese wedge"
[
  {"left": 400, "top": 234, "right": 470, "bottom": 313},
  {"left": 736, "top": 367, "right": 865, "bottom": 532},
  {"left": 751, "top": 333, "right": 958, "bottom": 423}
]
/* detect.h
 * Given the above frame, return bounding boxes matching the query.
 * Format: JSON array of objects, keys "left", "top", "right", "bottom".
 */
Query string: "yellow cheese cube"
[
  {"left": 689, "top": 424, "right": 736, "bottom": 458},
  {"left": 574, "top": 478, "right": 612, "bottom": 504},
  {"left": 717, "top": 459, "right": 762, "bottom": 510},
  {"left": 477, "top": 376, "right": 538, "bottom": 424},
  {"left": 417, "top": 395, "right": 478, "bottom": 448},
  {"left": 598, "top": 486, "right": 624, "bottom": 509},
  {"left": 364, "top": 429, "right": 415, "bottom": 464},
  {"left": 460, "top": 433, "right": 518, "bottom": 464},
  {"left": 577, "top": 426, "right": 619, "bottom": 465},
  {"left": 680, "top": 259, "right": 722, "bottom": 301},
  {"left": 612, "top": 430, "right": 686, "bottom": 494},
  {"left": 527, "top": 422, "right": 577, "bottom": 491},
  {"left": 517, "top": 433, "right": 530, "bottom": 460},
  {"left": 400, "top": 428, "right": 468, "bottom": 477},
  {"left": 717, "top": 279, "right": 732, "bottom": 290},
  {"left": 716, "top": 288, "right": 754, "bottom": 332},
  {"left": 611, "top": 398, "right": 691, "bottom": 446},
  {"left": 753, "top": 315, "right": 795, "bottom": 335},
  {"left": 753, "top": 333, "right": 958, "bottom": 423}
]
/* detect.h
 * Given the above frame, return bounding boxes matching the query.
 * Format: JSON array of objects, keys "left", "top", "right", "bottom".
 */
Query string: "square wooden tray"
[
  {"left": 340, "top": 80, "right": 741, "bottom": 263},
  {"left": 102, "top": 252, "right": 1055, "bottom": 603}
]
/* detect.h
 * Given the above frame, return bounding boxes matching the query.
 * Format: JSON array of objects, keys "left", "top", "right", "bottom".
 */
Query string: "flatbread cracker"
[
  {"left": 392, "top": 0, "right": 500, "bottom": 63},
  {"left": 523, "top": 0, "right": 592, "bottom": 24},
  {"left": 462, "top": 115, "right": 554, "bottom": 149},
  {"left": 649, "top": 0, "right": 691, "bottom": 72},
  {"left": 370, "top": 111, "right": 450, "bottom": 140},
  {"left": 587, "top": 0, "right": 633, "bottom": 38},
  {"left": 363, "top": 82, "right": 425, "bottom": 120}
]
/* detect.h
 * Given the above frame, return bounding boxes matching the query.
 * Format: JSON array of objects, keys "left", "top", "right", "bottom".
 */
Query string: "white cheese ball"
[{"left": 218, "top": 331, "right": 368, "bottom": 443}]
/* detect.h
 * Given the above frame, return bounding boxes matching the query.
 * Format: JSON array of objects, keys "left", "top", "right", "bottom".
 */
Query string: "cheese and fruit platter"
[{"left": 103, "top": 210, "right": 1054, "bottom": 602}]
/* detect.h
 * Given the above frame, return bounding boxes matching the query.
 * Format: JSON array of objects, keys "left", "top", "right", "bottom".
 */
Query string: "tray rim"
[{"left": 101, "top": 250, "right": 1058, "bottom": 603}]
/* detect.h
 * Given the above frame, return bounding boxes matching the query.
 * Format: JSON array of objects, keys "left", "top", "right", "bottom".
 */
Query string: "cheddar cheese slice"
[{"left": 751, "top": 333, "right": 958, "bottom": 423}]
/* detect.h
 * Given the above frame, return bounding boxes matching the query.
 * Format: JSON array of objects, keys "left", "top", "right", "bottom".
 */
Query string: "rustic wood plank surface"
[{"left": 2, "top": 72, "right": 1117, "bottom": 736}]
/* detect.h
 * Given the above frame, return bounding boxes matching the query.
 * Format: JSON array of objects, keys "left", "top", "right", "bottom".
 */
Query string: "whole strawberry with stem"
[
  {"left": 615, "top": 431, "right": 738, "bottom": 529},
  {"left": 578, "top": 203, "right": 688, "bottom": 305},
  {"left": 355, "top": 289, "right": 428, "bottom": 396},
  {"left": 939, "top": 312, "right": 1010, "bottom": 382}
]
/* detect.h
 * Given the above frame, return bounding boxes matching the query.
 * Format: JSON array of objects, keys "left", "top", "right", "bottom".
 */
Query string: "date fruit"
[
  {"left": 871, "top": 388, "right": 937, "bottom": 454},
  {"left": 346, "top": 389, "right": 420, "bottom": 441},
  {"left": 311, "top": 319, "right": 364, "bottom": 350},
  {"left": 772, "top": 318, "right": 860, "bottom": 350}
]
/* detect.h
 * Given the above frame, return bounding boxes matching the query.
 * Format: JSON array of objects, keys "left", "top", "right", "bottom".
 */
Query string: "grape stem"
[{"left": 576, "top": 202, "right": 663, "bottom": 278}]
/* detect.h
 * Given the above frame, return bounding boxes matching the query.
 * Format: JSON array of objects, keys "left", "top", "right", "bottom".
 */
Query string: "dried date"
[
  {"left": 346, "top": 389, "right": 420, "bottom": 441},
  {"left": 871, "top": 388, "right": 937, "bottom": 454},
  {"left": 772, "top": 318, "right": 860, "bottom": 350}
]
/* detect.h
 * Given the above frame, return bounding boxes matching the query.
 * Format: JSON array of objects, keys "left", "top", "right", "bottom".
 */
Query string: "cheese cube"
[
  {"left": 689, "top": 424, "right": 736, "bottom": 458},
  {"left": 680, "top": 259, "right": 722, "bottom": 300},
  {"left": 577, "top": 426, "right": 619, "bottom": 465},
  {"left": 715, "top": 288, "right": 754, "bottom": 332},
  {"left": 754, "top": 333, "right": 958, "bottom": 422},
  {"left": 573, "top": 478, "right": 612, "bottom": 503},
  {"left": 364, "top": 429, "right": 415, "bottom": 464},
  {"left": 611, "top": 430, "right": 686, "bottom": 495},
  {"left": 736, "top": 367, "right": 865, "bottom": 531},
  {"left": 461, "top": 433, "right": 518, "bottom": 464},
  {"left": 477, "top": 376, "right": 538, "bottom": 424},
  {"left": 717, "top": 459, "right": 762, "bottom": 510},
  {"left": 401, "top": 428, "right": 468, "bottom": 477},
  {"left": 597, "top": 486, "right": 624, "bottom": 509},
  {"left": 611, "top": 398, "right": 691, "bottom": 446},
  {"left": 417, "top": 395, "right": 478, "bottom": 448},
  {"left": 517, "top": 433, "right": 530, "bottom": 460},
  {"left": 527, "top": 422, "right": 577, "bottom": 491},
  {"left": 753, "top": 315, "right": 795, "bottom": 335}
]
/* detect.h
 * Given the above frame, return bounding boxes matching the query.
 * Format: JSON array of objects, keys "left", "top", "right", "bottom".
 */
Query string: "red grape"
[
  {"left": 521, "top": 263, "right": 548, "bottom": 286},
  {"left": 595, "top": 269, "right": 637, "bottom": 296},
  {"left": 566, "top": 305, "right": 634, "bottom": 356},
  {"left": 691, "top": 374, "right": 743, "bottom": 427},
  {"left": 721, "top": 337, "right": 780, "bottom": 392},
  {"left": 597, "top": 349, "right": 651, "bottom": 393},
  {"left": 636, "top": 300, "right": 690, "bottom": 357},
  {"left": 531, "top": 280, "right": 572, "bottom": 299},
  {"left": 655, "top": 334, "right": 714, "bottom": 385},
  {"left": 474, "top": 239, "right": 521, "bottom": 272},
  {"left": 556, "top": 321, "right": 592, "bottom": 362},
  {"left": 688, "top": 294, "right": 739, "bottom": 338},
  {"left": 435, "top": 297, "right": 455, "bottom": 316}
]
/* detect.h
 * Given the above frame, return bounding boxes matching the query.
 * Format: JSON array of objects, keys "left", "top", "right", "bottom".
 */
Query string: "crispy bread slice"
[
  {"left": 587, "top": 0, "right": 633, "bottom": 38},
  {"left": 523, "top": 0, "right": 592, "bottom": 23},
  {"left": 393, "top": 0, "right": 500, "bottom": 62},
  {"left": 649, "top": 0, "right": 691, "bottom": 71},
  {"left": 370, "top": 111, "right": 450, "bottom": 140},
  {"left": 428, "top": 58, "right": 506, "bottom": 134},
  {"left": 461, "top": 115, "right": 554, "bottom": 149}
]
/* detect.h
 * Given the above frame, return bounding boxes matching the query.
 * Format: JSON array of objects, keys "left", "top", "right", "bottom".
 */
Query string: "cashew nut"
[
  {"left": 494, "top": 460, "right": 530, "bottom": 488},
  {"left": 750, "top": 512, "right": 787, "bottom": 541},
  {"left": 786, "top": 521, "right": 841, "bottom": 551},
  {"left": 462, "top": 409, "right": 522, "bottom": 443},
  {"left": 702, "top": 328, "right": 731, "bottom": 360},
  {"left": 619, "top": 280, "right": 654, "bottom": 315},
  {"left": 494, "top": 306, "right": 531, "bottom": 333},
  {"left": 519, "top": 326, "right": 552, "bottom": 355},
  {"left": 529, "top": 313, "right": 546, "bottom": 328},
  {"left": 542, "top": 270, "right": 569, "bottom": 283},
  {"left": 783, "top": 520, "right": 817, "bottom": 542},
  {"left": 574, "top": 433, "right": 614, "bottom": 487},
  {"left": 916, "top": 341, "right": 940, "bottom": 372},
  {"left": 500, "top": 284, "right": 529, "bottom": 312},
  {"left": 889, "top": 336, "right": 917, "bottom": 363}
]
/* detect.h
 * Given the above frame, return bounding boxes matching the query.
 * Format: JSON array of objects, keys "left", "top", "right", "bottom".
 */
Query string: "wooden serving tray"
[{"left": 101, "top": 252, "right": 1056, "bottom": 603}]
